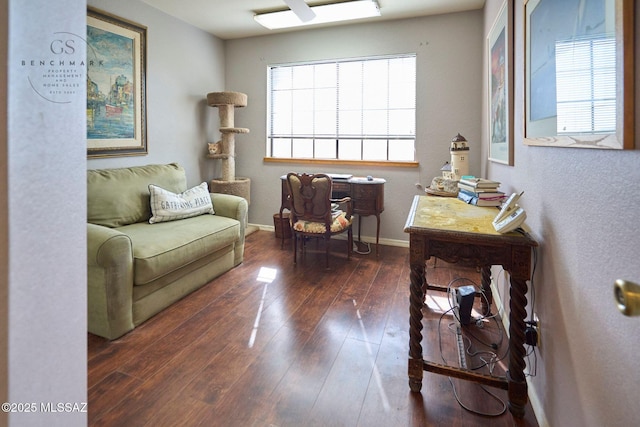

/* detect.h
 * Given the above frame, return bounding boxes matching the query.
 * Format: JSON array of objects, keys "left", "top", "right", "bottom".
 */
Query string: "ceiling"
[{"left": 140, "top": 0, "right": 485, "bottom": 40}]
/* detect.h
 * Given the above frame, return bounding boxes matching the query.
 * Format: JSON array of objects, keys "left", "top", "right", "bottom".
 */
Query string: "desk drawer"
[
  {"left": 353, "top": 199, "right": 378, "bottom": 214},
  {"left": 332, "top": 182, "right": 350, "bottom": 192},
  {"left": 352, "top": 184, "right": 381, "bottom": 199}
]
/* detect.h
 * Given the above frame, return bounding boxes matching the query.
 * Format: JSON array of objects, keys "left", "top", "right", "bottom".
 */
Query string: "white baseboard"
[{"left": 249, "top": 223, "right": 409, "bottom": 248}]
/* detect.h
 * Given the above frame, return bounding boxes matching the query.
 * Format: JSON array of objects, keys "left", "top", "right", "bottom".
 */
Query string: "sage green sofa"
[{"left": 87, "top": 163, "right": 247, "bottom": 340}]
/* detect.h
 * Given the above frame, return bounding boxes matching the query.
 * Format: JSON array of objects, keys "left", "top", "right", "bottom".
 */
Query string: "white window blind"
[
  {"left": 268, "top": 55, "right": 416, "bottom": 161},
  {"left": 555, "top": 35, "right": 616, "bottom": 134}
]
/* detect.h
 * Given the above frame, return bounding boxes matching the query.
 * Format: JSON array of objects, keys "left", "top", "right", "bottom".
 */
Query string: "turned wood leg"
[
  {"left": 375, "top": 213, "right": 381, "bottom": 257},
  {"left": 408, "top": 258, "right": 426, "bottom": 392},
  {"left": 481, "top": 265, "right": 493, "bottom": 316},
  {"left": 507, "top": 276, "right": 529, "bottom": 417},
  {"left": 293, "top": 233, "right": 298, "bottom": 265},
  {"left": 279, "top": 208, "right": 286, "bottom": 249}
]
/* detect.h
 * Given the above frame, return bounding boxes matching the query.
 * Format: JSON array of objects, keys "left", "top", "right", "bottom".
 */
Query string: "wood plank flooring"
[{"left": 88, "top": 230, "right": 540, "bottom": 427}]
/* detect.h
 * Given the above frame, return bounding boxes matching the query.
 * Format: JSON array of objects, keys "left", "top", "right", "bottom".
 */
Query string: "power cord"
[
  {"left": 445, "top": 277, "right": 505, "bottom": 351},
  {"left": 445, "top": 323, "right": 508, "bottom": 373},
  {"left": 446, "top": 377, "right": 507, "bottom": 417},
  {"left": 525, "top": 342, "right": 538, "bottom": 378},
  {"left": 435, "top": 278, "right": 508, "bottom": 417}
]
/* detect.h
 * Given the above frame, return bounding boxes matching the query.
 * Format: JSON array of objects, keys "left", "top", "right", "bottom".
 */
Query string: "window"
[
  {"left": 267, "top": 55, "right": 416, "bottom": 162},
  {"left": 555, "top": 35, "right": 616, "bottom": 134}
]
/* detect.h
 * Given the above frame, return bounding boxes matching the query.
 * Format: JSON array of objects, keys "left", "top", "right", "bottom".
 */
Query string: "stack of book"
[{"left": 457, "top": 177, "right": 506, "bottom": 207}]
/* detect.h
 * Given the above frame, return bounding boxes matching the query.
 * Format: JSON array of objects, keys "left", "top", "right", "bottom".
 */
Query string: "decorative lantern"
[{"left": 449, "top": 133, "right": 469, "bottom": 181}]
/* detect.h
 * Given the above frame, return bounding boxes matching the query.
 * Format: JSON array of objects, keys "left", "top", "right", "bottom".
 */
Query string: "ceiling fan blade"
[{"left": 283, "top": 0, "right": 316, "bottom": 22}]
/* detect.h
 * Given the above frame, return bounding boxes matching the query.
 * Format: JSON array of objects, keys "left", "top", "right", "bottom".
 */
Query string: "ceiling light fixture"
[{"left": 254, "top": 0, "right": 381, "bottom": 30}]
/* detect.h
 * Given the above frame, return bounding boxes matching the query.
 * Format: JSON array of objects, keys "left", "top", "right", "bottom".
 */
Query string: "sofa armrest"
[
  {"left": 211, "top": 193, "right": 248, "bottom": 265},
  {"left": 87, "top": 223, "right": 135, "bottom": 340},
  {"left": 211, "top": 192, "right": 248, "bottom": 223}
]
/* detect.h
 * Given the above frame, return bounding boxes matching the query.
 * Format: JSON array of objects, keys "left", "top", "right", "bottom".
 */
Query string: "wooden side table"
[
  {"left": 346, "top": 177, "right": 385, "bottom": 255},
  {"left": 404, "top": 195, "right": 538, "bottom": 418}
]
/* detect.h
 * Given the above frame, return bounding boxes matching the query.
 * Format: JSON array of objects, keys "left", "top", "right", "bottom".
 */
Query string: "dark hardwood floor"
[{"left": 88, "top": 230, "right": 540, "bottom": 427}]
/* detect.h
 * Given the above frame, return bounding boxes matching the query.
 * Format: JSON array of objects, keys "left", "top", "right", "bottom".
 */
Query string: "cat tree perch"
[{"left": 206, "top": 91, "right": 251, "bottom": 203}]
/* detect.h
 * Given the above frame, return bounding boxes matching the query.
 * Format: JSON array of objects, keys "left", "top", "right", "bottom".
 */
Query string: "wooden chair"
[{"left": 285, "top": 172, "right": 353, "bottom": 269}]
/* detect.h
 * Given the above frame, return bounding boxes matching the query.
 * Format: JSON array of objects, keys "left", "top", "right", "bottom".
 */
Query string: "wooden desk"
[
  {"left": 280, "top": 175, "right": 385, "bottom": 254},
  {"left": 403, "top": 195, "right": 537, "bottom": 418}
]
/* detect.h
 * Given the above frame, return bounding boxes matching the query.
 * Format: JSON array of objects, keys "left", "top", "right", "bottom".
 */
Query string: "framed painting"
[
  {"left": 524, "top": 0, "right": 634, "bottom": 149},
  {"left": 487, "top": 0, "right": 514, "bottom": 165},
  {"left": 87, "top": 8, "right": 147, "bottom": 158}
]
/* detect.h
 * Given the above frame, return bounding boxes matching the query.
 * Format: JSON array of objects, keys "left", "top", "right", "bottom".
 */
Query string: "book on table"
[
  {"left": 457, "top": 191, "right": 504, "bottom": 207},
  {"left": 458, "top": 188, "right": 506, "bottom": 200},
  {"left": 458, "top": 177, "right": 501, "bottom": 189},
  {"left": 458, "top": 183, "right": 503, "bottom": 194}
]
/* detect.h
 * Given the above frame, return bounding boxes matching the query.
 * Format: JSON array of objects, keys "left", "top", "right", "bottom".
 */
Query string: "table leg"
[
  {"left": 507, "top": 276, "right": 529, "bottom": 417},
  {"left": 408, "top": 240, "right": 426, "bottom": 392},
  {"left": 481, "top": 265, "right": 492, "bottom": 315},
  {"left": 279, "top": 208, "right": 286, "bottom": 249},
  {"left": 375, "top": 213, "right": 381, "bottom": 256}
]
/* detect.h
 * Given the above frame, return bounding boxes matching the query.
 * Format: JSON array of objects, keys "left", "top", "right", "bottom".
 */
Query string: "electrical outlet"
[
  {"left": 525, "top": 313, "right": 540, "bottom": 347},
  {"left": 533, "top": 313, "right": 540, "bottom": 348}
]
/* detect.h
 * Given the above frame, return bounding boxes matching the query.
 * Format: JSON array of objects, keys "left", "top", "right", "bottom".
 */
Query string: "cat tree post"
[{"left": 206, "top": 91, "right": 251, "bottom": 203}]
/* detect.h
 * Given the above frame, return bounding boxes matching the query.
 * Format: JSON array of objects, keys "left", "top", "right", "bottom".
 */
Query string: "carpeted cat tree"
[{"left": 207, "top": 91, "right": 251, "bottom": 203}]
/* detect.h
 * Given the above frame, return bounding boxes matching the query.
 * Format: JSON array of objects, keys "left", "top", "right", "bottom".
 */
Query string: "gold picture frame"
[
  {"left": 524, "top": 0, "right": 634, "bottom": 149},
  {"left": 87, "top": 8, "right": 147, "bottom": 158},
  {"left": 488, "top": 0, "right": 514, "bottom": 165}
]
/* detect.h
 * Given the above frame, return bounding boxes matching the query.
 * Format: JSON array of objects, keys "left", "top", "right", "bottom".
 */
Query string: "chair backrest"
[{"left": 286, "top": 173, "right": 333, "bottom": 225}]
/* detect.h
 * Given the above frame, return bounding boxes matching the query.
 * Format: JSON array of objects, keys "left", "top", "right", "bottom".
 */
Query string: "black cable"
[
  {"left": 436, "top": 278, "right": 508, "bottom": 417},
  {"left": 462, "top": 319, "right": 505, "bottom": 358},
  {"left": 528, "top": 245, "right": 538, "bottom": 324},
  {"left": 446, "top": 277, "right": 505, "bottom": 351},
  {"left": 446, "top": 324, "right": 508, "bottom": 375},
  {"left": 525, "top": 339, "right": 538, "bottom": 377}
]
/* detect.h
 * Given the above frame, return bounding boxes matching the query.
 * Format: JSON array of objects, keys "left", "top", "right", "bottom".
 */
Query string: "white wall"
[
  {"left": 5, "top": 0, "right": 87, "bottom": 426},
  {"left": 86, "top": 0, "right": 226, "bottom": 187},
  {"left": 0, "top": 0, "right": 8, "bottom": 424},
  {"left": 483, "top": 1, "right": 640, "bottom": 426},
  {"left": 225, "top": 11, "right": 484, "bottom": 241}
]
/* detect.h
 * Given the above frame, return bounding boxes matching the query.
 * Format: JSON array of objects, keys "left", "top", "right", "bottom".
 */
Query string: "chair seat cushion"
[{"left": 292, "top": 211, "right": 352, "bottom": 234}]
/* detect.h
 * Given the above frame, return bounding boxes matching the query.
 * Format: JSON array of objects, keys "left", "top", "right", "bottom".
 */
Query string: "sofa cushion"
[
  {"left": 149, "top": 182, "right": 214, "bottom": 224},
  {"left": 116, "top": 214, "right": 240, "bottom": 286},
  {"left": 88, "top": 163, "right": 187, "bottom": 227}
]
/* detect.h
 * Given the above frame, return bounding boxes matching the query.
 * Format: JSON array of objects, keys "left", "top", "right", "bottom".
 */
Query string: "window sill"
[{"left": 263, "top": 157, "right": 419, "bottom": 168}]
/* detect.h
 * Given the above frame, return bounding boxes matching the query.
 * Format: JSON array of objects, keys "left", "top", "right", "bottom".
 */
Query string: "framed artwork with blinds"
[
  {"left": 266, "top": 54, "right": 416, "bottom": 162},
  {"left": 524, "top": 0, "right": 634, "bottom": 149}
]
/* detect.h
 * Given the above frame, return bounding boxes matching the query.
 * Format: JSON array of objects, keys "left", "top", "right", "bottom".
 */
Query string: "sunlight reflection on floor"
[
  {"left": 248, "top": 267, "right": 278, "bottom": 348},
  {"left": 352, "top": 298, "right": 391, "bottom": 413}
]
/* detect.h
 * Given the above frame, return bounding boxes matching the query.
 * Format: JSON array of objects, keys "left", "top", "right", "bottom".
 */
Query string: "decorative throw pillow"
[{"left": 148, "top": 182, "right": 214, "bottom": 224}]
